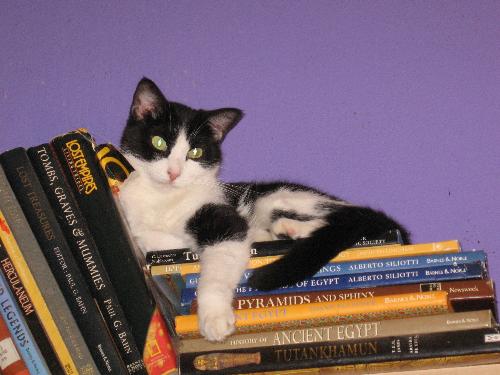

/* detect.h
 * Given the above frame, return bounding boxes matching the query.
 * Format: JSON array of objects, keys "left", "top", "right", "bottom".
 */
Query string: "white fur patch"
[
  {"left": 197, "top": 240, "right": 251, "bottom": 341},
  {"left": 120, "top": 148, "right": 225, "bottom": 254}
]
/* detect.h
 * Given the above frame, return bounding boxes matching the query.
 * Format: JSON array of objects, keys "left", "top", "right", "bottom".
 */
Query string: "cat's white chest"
[{"left": 119, "top": 171, "right": 223, "bottom": 249}]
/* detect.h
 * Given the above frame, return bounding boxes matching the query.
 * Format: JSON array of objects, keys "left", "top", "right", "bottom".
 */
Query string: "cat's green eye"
[
  {"left": 151, "top": 136, "right": 168, "bottom": 151},
  {"left": 187, "top": 148, "right": 203, "bottom": 159}
]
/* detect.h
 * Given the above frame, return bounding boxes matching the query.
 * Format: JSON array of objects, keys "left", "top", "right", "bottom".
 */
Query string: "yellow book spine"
[
  {"left": 333, "top": 240, "right": 460, "bottom": 261},
  {"left": 0, "top": 211, "right": 79, "bottom": 375},
  {"left": 151, "top": 255, "right": 282, "bottom": 276},
  {"left": 151, "top": 240, "right": 460, "bottom": 276},
  {"left": 175, "top": 291, "right": 450, "bottom": 336}
]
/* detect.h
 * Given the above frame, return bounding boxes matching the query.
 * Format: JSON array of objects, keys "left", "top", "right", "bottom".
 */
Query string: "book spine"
[
  {"left": 142, "top": 308, "right": 177, "bottom": 375},
  {"left": 0, "top": 166, "right": 82, "bottom": 374},
  {"left": 242, "top": 353, "right": 500, "bottom": 375},
  {"left": 332, "top": 239, "right": 461, "bottom": 261},
  {"left": 175, "top": 291, "right": 451, "bottom": 337},
  {"left": 180, "top": 309, "right": 493, "bottom": 353},
  {"left": 29, "top": 144, "right": 138, "bottom": 374},
  {"left": 0, "top": 312, "right": 30, "bottom": 375},
  {"left": 0, "top": 149, "right": 102, "bottom": 373},
  {"left": 150, "top": 254, "right": 281, "bottom": 276},
  {"left": 145, "top": 229, "right": 404, "bottom": 267},
  {"left": 95, "top": 144, "right": 179, "bottom": 339},
  {"left": 0, "top": 238, "right": 65, "bottom": 374},
  {"left": 51, "top": 129, "right": 153, "bottom": 369},
  {"left": 150, "top": 239, "right": 462, "bottom": 276},
  {"left": 184, "top": 252, "right": 486, "bottom": 287},
  {"left": 178, "top": 327, "right": 500, "bottom": 374},
  {"left": 0, "top": 270, "right": 49, "bottom": 374},
  {"left": 181, "top": 262, "right": 485, "bottom": 313},
  {"left": 300, "top": 251, "right": 487, "bottom": 278},
  {"left": 208, "top": 278, "right": 495, "bottom": 313}
]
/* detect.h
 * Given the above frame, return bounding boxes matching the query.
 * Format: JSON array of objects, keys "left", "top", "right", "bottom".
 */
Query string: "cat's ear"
[
  {"left": 130, "top": 77, "right": 168, "bottom": 121},
  {"left": 207, "top": 108, "right": 244, "bottom": 142}
]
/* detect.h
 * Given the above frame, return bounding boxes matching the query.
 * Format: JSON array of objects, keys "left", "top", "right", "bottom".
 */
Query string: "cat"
[{"left": 118, "top": 77, "right": 410, "bottom": 342}]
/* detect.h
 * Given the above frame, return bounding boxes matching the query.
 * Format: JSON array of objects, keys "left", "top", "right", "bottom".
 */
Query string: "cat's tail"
[{"left": 247, "top": 205, "right": 410, "bottom": 291}]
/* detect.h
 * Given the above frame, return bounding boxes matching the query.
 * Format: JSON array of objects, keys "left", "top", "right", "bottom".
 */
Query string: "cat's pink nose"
[{"left": 168, "top": 170, "right": 180, "bottom": 182}]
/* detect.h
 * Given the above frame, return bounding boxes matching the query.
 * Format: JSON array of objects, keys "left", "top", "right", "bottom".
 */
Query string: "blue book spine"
[
  {"left": 0, "top": 271, "right": 50, "bottom": 374},
  {"left": 180, "top": 262, "right": 486, "bottom": 314},
  {"left": 183, "top": 251, "right": 487, "bottom": 288}
]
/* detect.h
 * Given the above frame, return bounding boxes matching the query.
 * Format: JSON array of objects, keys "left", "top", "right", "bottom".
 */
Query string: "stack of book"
[
  {"left": 2, "top": 127, "right": 498, "bottom": 375},
  {"left": 0, "top": 129, "right": 177, "bottom": 374},
  {"left": 147, "top": 231, "right": 500, "bottom": 374}
]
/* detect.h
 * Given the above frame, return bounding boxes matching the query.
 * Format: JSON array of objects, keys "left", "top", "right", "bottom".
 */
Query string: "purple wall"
[{"left": 1, "top": 1, "right": 499, "bottom": 287}]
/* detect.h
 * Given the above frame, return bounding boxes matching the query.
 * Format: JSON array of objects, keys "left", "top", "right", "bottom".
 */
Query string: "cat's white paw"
[
  {"left": 198, "top": 304, "right": 235, "bottom": 342},
  {"left": 271, "top": 218, "right": 326, "bottom": 240}
]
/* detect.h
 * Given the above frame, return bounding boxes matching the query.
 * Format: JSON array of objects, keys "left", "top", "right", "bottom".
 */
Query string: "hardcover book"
[
  {"left": 246, "top": 353, "right": 500, "bottom": 374},
  {"left": 145, "top": 230, "right": 405, "bottom": 268},
  {"left": 194, "top": 278, "right": 495, "bottom": 313},
  {"left": 0, "top": 237, "right": 64, "bottom": 374},
  {"left": 29, "top": 143, "right": 140, "bottom": 373},
  {"left": 178, "top": 327, "right": 500, "bottom": 374},
  {"left": 180, "top": 309, "right": 495, "bottom": 353},
  {"left": 150, "top": 239, "right": 462, "bottom": 276},
  {"left": 95, "top": 142, "right": 179, "bottom": 337},
  {"left": 0, "top": 312, "right": 30, "bottom": 375},
  {"left": 175, "top": 291, "right": 451, "bottom": 338},
  {"left": 1, "top": 147, "right": 124, "bottom": 374},
  {"left": 0, "top": 270, "right": 49, "bottom": 374},
  {"left": 0, "top": 166, "right": 92, "bottom": 374},
  {"left": 180, "top": 262, "right": 485, "bottom": 314},
  {"left": 51, "top": 129, "right": 154, "bottom": 373}
]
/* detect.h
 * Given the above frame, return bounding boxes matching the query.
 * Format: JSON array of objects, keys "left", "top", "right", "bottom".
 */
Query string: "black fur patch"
[
  {"left": 186, "top": 204, "right": 248, "bottom": 247},
  {"left": 248, "top": 205, "right": 410, "bottom": 291}
]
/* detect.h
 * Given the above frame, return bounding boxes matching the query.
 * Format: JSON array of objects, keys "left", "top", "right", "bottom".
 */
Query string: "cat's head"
[{"left": 120, "top": 78, "right": 243, "bottom": 188}]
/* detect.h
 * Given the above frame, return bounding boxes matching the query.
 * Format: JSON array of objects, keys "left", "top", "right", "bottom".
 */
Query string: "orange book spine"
[{"left": 175, "top": 291, "right": 450, "bottom": 337}]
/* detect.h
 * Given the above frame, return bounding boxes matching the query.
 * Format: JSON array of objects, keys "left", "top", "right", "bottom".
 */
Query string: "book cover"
[
  {"left": 178, "top": 327, "right": 500, "bottom": 374},
  {"left": 0, "top": 312, "right": 30, "bottom": 375},
  {"left": 0, "top": 271, "right": 48, "bottom": 374},
  {"left": 0, "top": 166, "right": 88, "bottom": 374},
  {"left": 51, "top": 129, "right": 154, "bottom": 371},
  {"left": 181, "top": 262, "right": 485, "bottom": 313},
  {"left": 0, "top": 237, "right": 64, "bottom": 374},
  {"left": 180, "top": 309, "right": 494, "bottom": 353},
  {"left": 29, "top": 143, "right": 141, "bottom": 373},
  {"left": 204, "top": 278, "right": 495, "bottom": 313},
  {"left": 150, "top": 239, "right": 462, "bottom": 276},
  {"left": 175, "top": 291, "right": 451, "bottom": 338},
  {"left": 1, "top": 147, "right": 124, "bottom": 374}
]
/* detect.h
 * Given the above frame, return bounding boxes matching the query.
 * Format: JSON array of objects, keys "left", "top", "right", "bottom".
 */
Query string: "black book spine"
[
  {"left": 0, "top": 237, "right": 65, "bottom": 375},
  {"left": 51, "top": 130, "right": 154, "bottom": 372},
  {"left": 0, "top": 147, "right": 117, "bottom": 374},
  {"left": 28, "top": 144, "right": 134, "bottom": 373},
  {"left": 146, "top": 231, "right": 404, "bottom": 267},
  {"left": 179, "top": 327, "right": 500, "bottom": 374}
]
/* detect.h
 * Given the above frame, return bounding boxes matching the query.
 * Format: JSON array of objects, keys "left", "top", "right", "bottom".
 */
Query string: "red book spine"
[
  {"left": 0, "top": 314, "right": 30, "bottom": 375},
  {"left": 143, "top": 308, "right": 177, "bottom": 375}
]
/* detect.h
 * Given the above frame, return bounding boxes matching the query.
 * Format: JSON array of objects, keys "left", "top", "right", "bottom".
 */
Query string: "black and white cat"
[{"left": 119, "top": 78, "right": 410, "bottom": 342}]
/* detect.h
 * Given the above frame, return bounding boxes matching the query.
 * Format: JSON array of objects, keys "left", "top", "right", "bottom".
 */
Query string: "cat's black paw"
[{"left": 247, "top": 267, "right": 283, "bottom": 291}]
